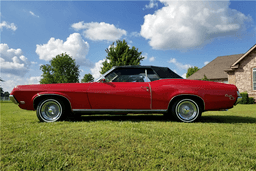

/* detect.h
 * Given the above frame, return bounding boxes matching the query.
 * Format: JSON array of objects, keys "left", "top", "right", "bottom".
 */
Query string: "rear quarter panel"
[{"left": 150, "top": 79, "right": 238, "bottom": 110}]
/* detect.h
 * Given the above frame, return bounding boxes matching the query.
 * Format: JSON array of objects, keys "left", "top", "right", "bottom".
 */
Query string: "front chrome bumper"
[{"left": 9, "top": 95, "right": 19, "bottom": 105}]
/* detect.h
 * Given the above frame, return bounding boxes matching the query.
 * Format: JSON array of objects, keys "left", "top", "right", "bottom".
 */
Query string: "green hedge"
[{"left": 239, "top": 92, "right": 255, "bottom": 104}]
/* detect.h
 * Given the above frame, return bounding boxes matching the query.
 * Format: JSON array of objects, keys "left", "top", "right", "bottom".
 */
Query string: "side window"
[
  {"left": 147, "top": 69, "right": 160, "bottom": 81},
  {"left": 253, "top": 68, "right": 256, "bottom": 91},
  {"left": 106, "top": 68, "right": 146, "bottom": 82}
]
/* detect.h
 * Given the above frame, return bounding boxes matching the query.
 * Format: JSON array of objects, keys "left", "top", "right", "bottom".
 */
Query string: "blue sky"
[{"left": 1, "top": 0, "right": 256, "bottom": 93}]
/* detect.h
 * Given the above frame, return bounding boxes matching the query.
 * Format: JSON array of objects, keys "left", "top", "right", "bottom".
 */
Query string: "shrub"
[
  {"left": 239, "top": 92, "right": 249, "bottom": 104},
  {"left": 248, "top": 97, "right": 255, "bottom": 104},
  {"left": 238, "top": 92, "right": 255, "bottom": 104}
]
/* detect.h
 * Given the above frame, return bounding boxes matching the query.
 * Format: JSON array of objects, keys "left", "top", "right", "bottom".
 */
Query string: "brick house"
[{"left": 188, "top": 44, "right": 256, "bottom": 100}]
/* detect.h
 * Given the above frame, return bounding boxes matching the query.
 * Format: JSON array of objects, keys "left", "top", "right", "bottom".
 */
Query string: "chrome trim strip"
[
  {"left": 9, "top": 95, "right": 19, "bottom": 105},
  {"left": 73, "top": 109, "right": 166, "bottom": 113},
  {"left": 33, "top": 94, "right": 72, "bottom": 111},
  {"left": 168, "top": 94, "right": 205, "bottom": 111}
]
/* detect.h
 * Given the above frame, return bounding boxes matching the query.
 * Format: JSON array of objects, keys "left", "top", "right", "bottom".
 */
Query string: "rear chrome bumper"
[{"left": 9, "top": 95, "right": 19, "bottom": 105}]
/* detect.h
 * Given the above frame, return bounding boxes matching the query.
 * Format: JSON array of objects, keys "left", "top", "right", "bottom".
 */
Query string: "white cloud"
[
  {"left": 182, "top": 73, "right": 186, "bottom": 79},
  {"left": 29, "top": 11, "right": 39, "bottom": 18},
  {"left": 0, "top": 44, "right": 30, "bottom": 77},
  {"left": 130, "top": 32, "right": 141, "bottom": 37},
  {"left": 204, "top": 61, "right": 209, "bottom": 65},
  {"left": 1, "top": 76, "right": 23, "bottom": 93},
  {"left": 142, "top": 53, "right": 148, "bottom": 60},
  {"left": 149, "top": 56, "right": 155, "bottom": 62},
  {"left": 35, "top": 33, "right": 93, "bottom": 67},
  {"left": 145, "top": 0, "right": 158, "bottom": 9},
  {"left": 141, "top": 0, "right": 252, "bottom": 50},
  {"left": 168, "top": 58, "right": 192, "bottom": 70},
  {"left": 27, "top": 76, "right": 41, "bottom": 84},
  {"left": 71, "top": 21, "right": 127, "bottom": 41},
  {"left": 0, "top": 21, "right": 17, "bottom": 31},
  {"left": 31, "top": 61, "right": 37, "bottom": 65},
  {"left": 90, "top": 59, "right": 109, "bottom": 80},
  {"left": 1, "top": 75, "right": 41, "bottom": 93}
]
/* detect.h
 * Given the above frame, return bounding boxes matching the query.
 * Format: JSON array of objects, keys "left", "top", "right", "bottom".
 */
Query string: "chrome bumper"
[{"left": 9, "top": 95, "right": 19, "bottom": 105}]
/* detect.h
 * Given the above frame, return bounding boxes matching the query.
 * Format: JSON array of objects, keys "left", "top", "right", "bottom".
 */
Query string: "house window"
[{"left": 253, "top": 68, "right": 256, "bottom": 91}]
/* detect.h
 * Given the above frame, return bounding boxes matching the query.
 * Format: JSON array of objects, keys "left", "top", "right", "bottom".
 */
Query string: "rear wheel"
[
  {"left": 171, "top": 99, "right": 202, "bottom": 122},
  {"left": 36, "top": 98, "right": 67, "bottom": 122}
]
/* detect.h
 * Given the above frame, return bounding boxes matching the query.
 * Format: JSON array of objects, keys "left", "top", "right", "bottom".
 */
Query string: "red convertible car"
[{"left": 10, "top": 65, "right": 241, "bottom": 123}]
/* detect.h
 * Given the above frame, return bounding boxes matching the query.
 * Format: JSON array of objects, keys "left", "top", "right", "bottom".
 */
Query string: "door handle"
[{"left": 141, "top": 86, "right": 149, "bottom": 91}]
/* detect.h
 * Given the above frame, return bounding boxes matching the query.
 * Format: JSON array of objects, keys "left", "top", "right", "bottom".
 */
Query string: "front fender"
[{"left": 32, "top": 92, "right": 72, "bottom": 110}]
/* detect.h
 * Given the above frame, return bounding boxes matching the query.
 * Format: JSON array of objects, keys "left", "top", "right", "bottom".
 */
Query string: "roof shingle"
[{"left": 188, "top": 54, "right": 243, "bottom": 80}]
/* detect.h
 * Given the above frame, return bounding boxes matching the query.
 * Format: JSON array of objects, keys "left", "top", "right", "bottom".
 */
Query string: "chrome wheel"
[
  {"left": 37, "top": 99, "right": 63, "bottom": 122},
  {"left": 174, "top": 99, "right": 200, "bottom": 122}
]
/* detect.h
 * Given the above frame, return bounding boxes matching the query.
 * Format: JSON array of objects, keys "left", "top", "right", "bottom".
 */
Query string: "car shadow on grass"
[
  {"left": 67, "top": 114, "right": 256, "bottom": 124},
  {"left": 199, "top": 115, "right": 256, "bottom": 123}
]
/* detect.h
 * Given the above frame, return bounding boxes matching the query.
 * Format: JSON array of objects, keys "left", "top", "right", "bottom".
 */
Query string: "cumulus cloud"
[
  {"left": 90, "top": 59, "right": 110, "bottom": 80},
  {"left": 36, "top": 33, "right": 93, "bottom": 67},
  {"left": 71, "top": 21, "right": 127, "bottom": 41},
  {"left": 141, "top": 0, "right": 252, "bottom": 50},
  {"left": 168, "top": 58, "right": 192, "bottom": 70},
  {"left": 0, "top": 44, "right": 30, "bottom": 77},
  {"left": 149, "top": 57, "right": 155, "bottom": 62},
  {"left": 0, "top": 21, "right": 17, "bottom": 31}
]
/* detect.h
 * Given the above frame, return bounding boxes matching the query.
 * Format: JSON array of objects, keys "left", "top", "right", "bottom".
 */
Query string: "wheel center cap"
[
  {"left": 183, "top": 106, "right": 190, "bottom": 115},
  {"left": 48, "top": 106, "right": 56, "bottom": 115}
]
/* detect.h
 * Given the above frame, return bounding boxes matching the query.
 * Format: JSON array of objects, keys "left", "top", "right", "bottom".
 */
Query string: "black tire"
[
  {"left": 36, "top": 98, "right": 67, "bottom": 122},
  {"left": 171, "top": 99, "right": 202, "bottom": 123}
]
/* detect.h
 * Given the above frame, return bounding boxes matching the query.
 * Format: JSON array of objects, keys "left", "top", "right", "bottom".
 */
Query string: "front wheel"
[
  {"left": 36, "top": 98, "right": 67, "bottom": 122},
  {"left": 171, "top": 99, "right": 202, "bottom": 122}
]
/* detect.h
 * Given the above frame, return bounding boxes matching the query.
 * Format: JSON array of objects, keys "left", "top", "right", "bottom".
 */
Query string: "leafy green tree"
[
  {"left": 186, "top": 66, "right": 200, "bottom": 78},
  {"left": 40, "top": 53, "right": 80, "bottom": 84},
  {"left": 81, "top": 73, "right": 94, "bottom": 83},
  {"left": 201, "top": 74, "right": 210, "bottom": 81},
  {"left": 4, "top": 91, "right": 10, "bottom": 97},
  {"left": 100, "top": 40, "right": 144, "bottom": 74}
]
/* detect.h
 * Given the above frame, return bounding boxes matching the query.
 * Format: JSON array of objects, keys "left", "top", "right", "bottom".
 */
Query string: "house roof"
[
  {"left": 188, "top": 54, "right": 243, "bottom": 80},
  {"left": 231, "top": 44, "right": 256, "bottom": 68}
]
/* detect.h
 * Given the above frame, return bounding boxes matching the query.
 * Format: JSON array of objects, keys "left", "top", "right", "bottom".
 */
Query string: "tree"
[
  {"left": 0, "top": 78, "right": 4, "bottom": 97},
  {"left": 201, "top": 74, "right": 210, "bottom": 81},
  {"left": 0, "top": 87, "right": 3, "bottom": 97},
  {"left": 100, "top": 40, "right": 144, "bottom": 74},
  {"left": 186, "top": 66, "right": 200, "bottom": 78},
  {"left": 81, "top": 73, "right": 94, "bottom": 83},
  {"left": 3, "top": 91, "right": 10, "bottom": 97},
  {"left": 40, "top": 53, "right": 80, "bottom": 84}
]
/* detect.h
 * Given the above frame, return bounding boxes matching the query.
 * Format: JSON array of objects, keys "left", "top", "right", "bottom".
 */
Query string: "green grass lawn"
[{"left": 1, "top": 101, "right": 256, "bottom": 170}]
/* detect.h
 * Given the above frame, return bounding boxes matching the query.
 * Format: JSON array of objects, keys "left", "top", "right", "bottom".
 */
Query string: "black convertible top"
[{"left": 111, "top": 65, "right": 183, "bottom": 79}]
